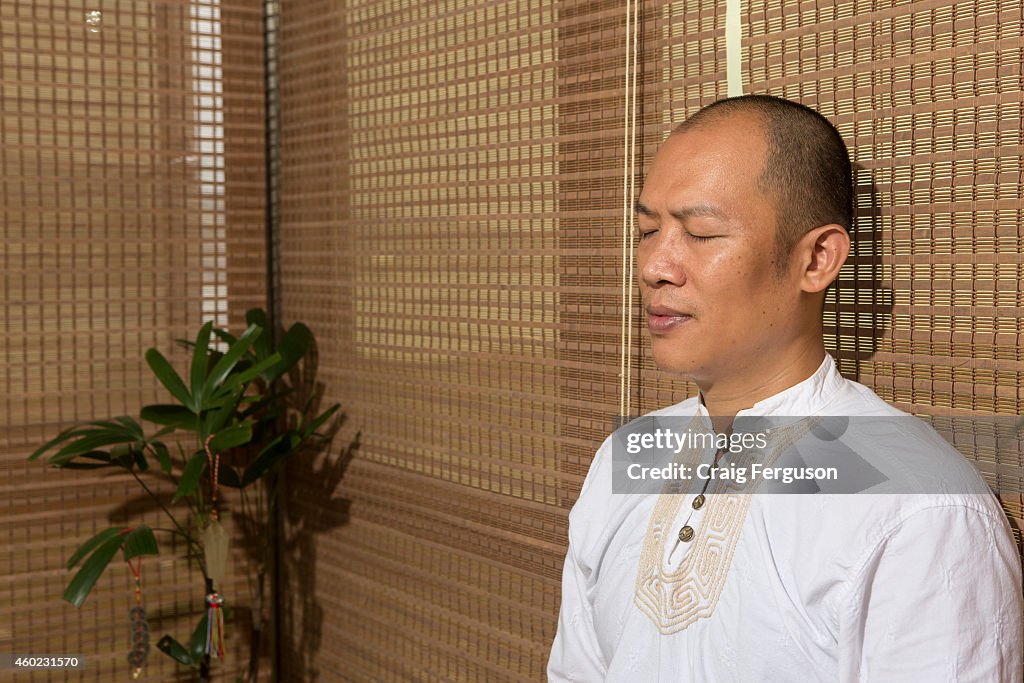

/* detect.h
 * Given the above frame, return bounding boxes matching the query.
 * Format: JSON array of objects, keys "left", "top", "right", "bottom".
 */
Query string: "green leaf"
[
  {"left": 241, "top": 432, "right": 291, "bottom": 486},
  {"left": 60, "top": 460, "right": 116, "bottom": 470},
  {"left": 63, "top": 535, "right": 126, "bottom": 608},
  {"left": 75, "top": 452, "right": 113, "bottom": 463},
  {"left": 50, "top": 431, "right": 137, "bottom": 465},
  {"left": 218, "top": 464, "right": 242, "bottom": 488},
  {"left": 203, "top": 392, "right": 241, "bottom": 434},
  {"left": 57, "top": 451, "right": 116, "bottom": 470},
  {"left": 219, "top": 352, "right": 282, "bottom": 393},
  {"left": 132, "top": 447, "right": 149, "bottom": 472},
  {"left": 145, "top": 348, "right": 194, "bottom": 410},
  {"left": 85, "top": 419, "right": 134, "bottom": 435},
  {"left": 156, "top": 635, "right": 195, "bottom": 666},
  {"left": 113, "top": 416, "right": 145, "bottom": 439},
  {"left": 258, "top": 403, "right": 287, "bottom": 424},
  {"left": 238, "top": 388, "right": 295, "bottom": 419},
  {"left": 141, "top": 404, "right": 199, "bottom": 431},
  {"left": 202, "top": 389, "right": 242, "bottom": 411},
  {"left": 246, "top": 308, "right": 272, "bottom": 360},
  {"left": 110, "top": 444, "right": 135, "bottom": 469},
  {"left": 190, "top": 322, "right": 214, "bottom": 406},
  {"left": 173, "top": 451, "right": 207, "bottom": 504},
  {"left": 29, "top": 427, "right": 93, "bottom": 461},
  {"left": 189, "top": 614, "right": 210, "bottom": 663},
  {"left": 151, "top": 442, "right": 172, "bottom": 473},
  {"left": 201, "top": 324, "right": 262, "bottom": 398},
  {"left": 122, "top": 525, "right": 159, "bottom": 560},
  {"left": 302, "top": 403, "right": 341, "bottom": 439},
  {"left": 266, "top": 322, "right": 313, "bottom": 381},
  {"left": 208, "top": 423, "right": 253, "bottom": 453},
  {"left": 211, "top": 328, "right": 237, "bottom": 346},
  {"left": 66, "top": 527, "right": 129, "bottom": 569}
]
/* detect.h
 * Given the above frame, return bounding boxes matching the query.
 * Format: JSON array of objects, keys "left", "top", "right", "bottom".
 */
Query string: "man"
[{"left": 548, "top": 95, "right": 1023, "bottom": 681}]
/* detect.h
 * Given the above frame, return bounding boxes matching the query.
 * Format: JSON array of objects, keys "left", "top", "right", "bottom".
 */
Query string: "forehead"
[{"left": 641, "top": 114, "right": 768, "bottom": 203}]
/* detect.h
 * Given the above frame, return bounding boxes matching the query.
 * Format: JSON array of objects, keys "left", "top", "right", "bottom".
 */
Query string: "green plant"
[{"left": 29, "top": 309, "right": 340, "bottom": 682}]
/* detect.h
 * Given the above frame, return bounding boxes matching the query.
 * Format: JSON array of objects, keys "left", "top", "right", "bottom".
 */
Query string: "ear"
[{"left": 796, "top": 224, "right": 849, "bottom": 293}]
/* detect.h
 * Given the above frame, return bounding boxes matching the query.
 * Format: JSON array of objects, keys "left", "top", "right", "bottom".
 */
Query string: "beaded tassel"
[
  {"left": 126, "top": 557, "right": 150, "bottom": 678},
  {"left": 205, "top": 592, "right": 225, "bottom": 659}
]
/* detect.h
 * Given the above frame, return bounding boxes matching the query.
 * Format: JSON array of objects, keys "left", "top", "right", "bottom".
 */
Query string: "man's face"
[{"left": 636, "top": 114, "right": 802, "bottom": 384}]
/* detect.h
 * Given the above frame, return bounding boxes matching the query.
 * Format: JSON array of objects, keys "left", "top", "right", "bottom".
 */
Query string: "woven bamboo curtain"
[
  {"left": 276, "top": 0, "right": 630, "bottom": 679},
  {"left": 0, "top": 1, "right": 266, "bottom": 680}
]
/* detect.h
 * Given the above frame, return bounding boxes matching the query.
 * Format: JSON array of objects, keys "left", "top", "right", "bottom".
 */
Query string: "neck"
[{"left": 698, "top": 337, "right": 827, "bottom": 433}]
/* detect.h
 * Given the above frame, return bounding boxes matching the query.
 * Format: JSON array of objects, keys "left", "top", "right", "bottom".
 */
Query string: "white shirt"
[{"left": 548, "top": 355, "right": 1023, "bottom": 682}]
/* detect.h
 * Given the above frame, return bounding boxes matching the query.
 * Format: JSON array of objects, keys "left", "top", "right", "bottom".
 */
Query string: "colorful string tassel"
[{"left": 205, "top": 592, "right": 225, "bottom": 659}]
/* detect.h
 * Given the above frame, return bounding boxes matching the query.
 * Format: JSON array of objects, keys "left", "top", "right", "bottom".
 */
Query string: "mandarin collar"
[{"left": 696, "top": 354, "right": 844, "bottom": 424}]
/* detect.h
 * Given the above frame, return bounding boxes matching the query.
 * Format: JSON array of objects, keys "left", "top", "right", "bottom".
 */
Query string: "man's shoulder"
[{"left": 824, "top": 373, "right": 907, "bottom": 417}]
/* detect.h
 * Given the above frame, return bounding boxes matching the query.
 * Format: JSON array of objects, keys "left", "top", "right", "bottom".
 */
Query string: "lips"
[{"left": 645, "top": 305, "right": 693, "bottom": 333}]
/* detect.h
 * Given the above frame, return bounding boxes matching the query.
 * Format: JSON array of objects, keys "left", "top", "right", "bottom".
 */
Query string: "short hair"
[{"left": 672, "top": 95, "right": 853, "bottom": 268}]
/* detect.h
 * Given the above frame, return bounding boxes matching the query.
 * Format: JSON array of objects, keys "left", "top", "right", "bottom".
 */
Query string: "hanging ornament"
[
  {"left": 205, "top": 592, "right": 225, "bottom": 659},
  {"left": 202, "top": 434, "right": 227, "bottom": 659},
  {"left": 200, "top": 518, "right": 229, "bottom": 585},
  {"left": 201, "top": 433, "right": 230, "bottom": 584},
  {"left": 126, "top": 556, "right": 150, "bottom": 678}
]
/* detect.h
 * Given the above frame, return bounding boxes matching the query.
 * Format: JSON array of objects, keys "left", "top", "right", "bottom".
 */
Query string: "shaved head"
[{"left": 672, "top": 95, "right": 853, "bottom": 272}]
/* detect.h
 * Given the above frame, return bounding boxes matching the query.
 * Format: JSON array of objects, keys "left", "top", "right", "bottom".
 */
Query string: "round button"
[
  {"left": 691, "top": 494, "right": 705, "bottom": 510},
  {"left": 677, "top": 525, "right": 695, "bottom": 543}
]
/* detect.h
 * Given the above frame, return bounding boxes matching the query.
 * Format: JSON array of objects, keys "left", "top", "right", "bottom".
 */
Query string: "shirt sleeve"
[
  {"left": 838, "top": 503, "right": 1024, "bottom": 682},
  {"left": 547, "top": 532, "right": 607, "bottom": 682}
]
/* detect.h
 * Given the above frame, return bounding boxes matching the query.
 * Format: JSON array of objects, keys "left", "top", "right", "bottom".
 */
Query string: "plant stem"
[
  {"left": 131, "top": 470, "right": 189, "bottom": 539},
  {"left": 130, "top": 470, "right": 205, "bottom": 566}
]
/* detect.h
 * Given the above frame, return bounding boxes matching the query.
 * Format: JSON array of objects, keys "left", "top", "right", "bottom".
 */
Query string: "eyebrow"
[{"left": 634, "top": 200, "right": 726, "bottom": 222}]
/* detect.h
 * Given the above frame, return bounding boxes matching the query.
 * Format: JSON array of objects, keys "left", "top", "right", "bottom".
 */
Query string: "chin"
[
  {"left": 650, "top": 347, "right": 702, "bottom": 378},
  {"left": 652, "top": 343, "right": 722, "bottom": 382}
]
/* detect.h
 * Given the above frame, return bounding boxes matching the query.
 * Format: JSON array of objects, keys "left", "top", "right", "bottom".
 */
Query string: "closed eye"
[{"left": 685, "top": 233, "right": 715, "bottom": 243}]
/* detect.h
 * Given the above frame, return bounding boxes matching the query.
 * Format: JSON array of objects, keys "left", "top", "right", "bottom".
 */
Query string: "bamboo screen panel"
[
  {"left": 276, "top": 0, "right": 629, "bottom": 680},
  {"left": 0, "top": 1, "right": 266, "bottom": 680},
  {"left": 277, "top": 0, "right": 1023, "bottom": 681}
]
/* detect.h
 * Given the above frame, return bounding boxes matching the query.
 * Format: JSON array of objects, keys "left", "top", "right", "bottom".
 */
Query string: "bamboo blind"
[
  {"left": 0, "top": 1, "right": 266, "bottom": 680},
  {"left": 277, "top": 0, "right": 1023, "bottom": 681},
  {"left": 276, "top": 0, "right": 630, "bottom": 679}
]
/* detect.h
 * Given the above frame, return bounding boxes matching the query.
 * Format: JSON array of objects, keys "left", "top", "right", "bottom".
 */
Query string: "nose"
[{"left": 639, "top": 232, "right": 686, "bottom": 289}]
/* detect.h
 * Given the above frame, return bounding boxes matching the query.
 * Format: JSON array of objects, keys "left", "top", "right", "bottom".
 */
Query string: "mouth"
[{"left": 645, "top": 305, "right": 694, "bottom": 333}]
